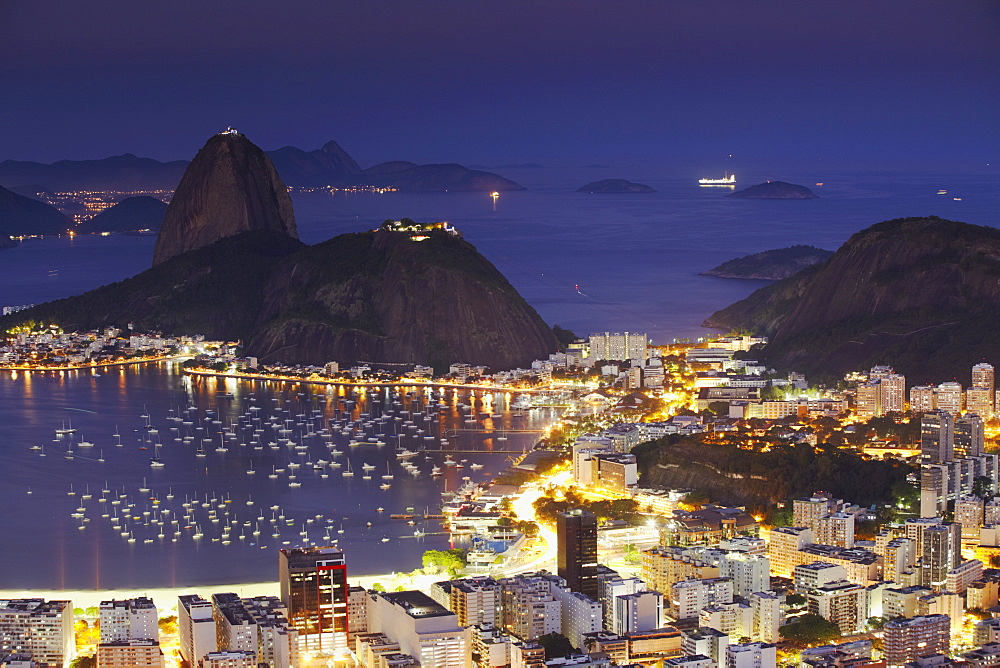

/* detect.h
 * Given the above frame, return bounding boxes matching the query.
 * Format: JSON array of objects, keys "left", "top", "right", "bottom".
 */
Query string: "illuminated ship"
[{"left": 698, "top": 173, "right": 737, "bottom": 186}]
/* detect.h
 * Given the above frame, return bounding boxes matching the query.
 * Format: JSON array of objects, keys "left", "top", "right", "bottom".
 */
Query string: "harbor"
[{"left": 0, "top": 361, "right": 560, "bottom": 589}]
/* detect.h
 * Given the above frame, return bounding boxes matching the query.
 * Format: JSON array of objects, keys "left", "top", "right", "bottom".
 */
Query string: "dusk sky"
[{"left": 2, "top": 0, "right": 997, "bottom": 166}]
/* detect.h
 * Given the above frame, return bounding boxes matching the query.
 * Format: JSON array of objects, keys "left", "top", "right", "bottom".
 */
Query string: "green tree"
[
  {"left": 785, "top": 593, "right": 807, "bottom": 607},
  {"left": 70, "top": 656, "right": 96, "bottom": 668},
  {"left": 779, "top": 613, "right": 842, "bottom": 645},
  {"left": 158, "top": 614, "right": 177, "bottom": 635},
  {"left": 371, "top": 582, "right": 386, "bottom": 592},
  {"left": 891, "top": 481, "right": 919, "bottom": 513},
  {"left": 973, "top": 476, "right": 994, "bottom": 500},
  {"left": 552, "top": 325, "right": 578, "bottom": 348},
  {"left": 537, "top": 632, "right": 574, "bottom": 659},
  {"left": 422, "top": 549, "right": 467, "bottom": 577}
]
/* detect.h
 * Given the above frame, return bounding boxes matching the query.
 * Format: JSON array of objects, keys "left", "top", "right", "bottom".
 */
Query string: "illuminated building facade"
[{"left": 279, "top": 546, "right": 348, "bottom": 656}]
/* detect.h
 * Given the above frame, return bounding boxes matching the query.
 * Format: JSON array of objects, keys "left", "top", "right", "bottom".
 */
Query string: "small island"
[
  {"left": 702, "top": 245, "right": 833, "bottom": 280},
  {"left": 727, "top": 180, "right": 818, "bottom": 199},
  {"left": 577, "top": 178, "right": 656, "bottom": 193}
]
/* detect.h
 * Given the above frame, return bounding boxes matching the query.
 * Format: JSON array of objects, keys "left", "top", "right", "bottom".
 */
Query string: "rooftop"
[{"left": 378, "top": 590, "right": 454, "bottom": 619}]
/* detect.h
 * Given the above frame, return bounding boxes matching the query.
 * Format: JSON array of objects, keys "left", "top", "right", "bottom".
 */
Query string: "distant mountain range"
[
  {"left": 0, "top": 140, "right": 523, "bottom": 193},
  {"left": 705, "top": 216, "right": 1000, "bottom": 380}
]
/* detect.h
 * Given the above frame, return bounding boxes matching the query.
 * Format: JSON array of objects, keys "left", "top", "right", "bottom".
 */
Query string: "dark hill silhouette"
[
  {"left": 77, "top": 196, "right": 168, "bottom": 234},
  {"left": 705, "top": 216, "right": 1000, "bottom": 379},
  {"left": 0, "top": 184, "right": 71, "bottom": 236}
]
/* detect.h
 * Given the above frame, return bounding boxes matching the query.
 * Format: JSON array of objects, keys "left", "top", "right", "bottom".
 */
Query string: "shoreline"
[
  {"left": 184, "top": 368, "right": 568, "bottom": 394},
  {"left": 0, "top": 573, "right": 415, "bottom": 611},
  {"left": 1, "top": 355, "right": 184, "bottom": 373}
]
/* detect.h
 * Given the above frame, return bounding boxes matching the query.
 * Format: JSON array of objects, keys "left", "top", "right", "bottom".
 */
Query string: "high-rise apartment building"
[
  {"left": 883, "top": 615, "right": 950, "bottom": 667},
  {"left": 749, "top": 592, "right": 783, "bottom": 643},
  {"left": 640, "top": 547, "right": 719, "bottom": 594},
  {"left": 807, "top": 580, "right": 868, "bottom": 635},
  {"left": 588, "top": 332, "right": 648, "bottom": 362},
  {"left": 956, "top": 414, "right": 985, "bottom": 458},
  {"left": 967, "top": 387, "right": 994, "bottom": 419},
  {"left": 921, "top": 411, "right": 954, "bottom": 464},
  {"left": 0, "top": 599, "right": 74, "bottom": 668},
  {"left": 816, "top": 513, "right": 856, "bottom": 549},
  {"left": 936, "top": 382, "right": 964, "bottom": 415},
  {"left": 212, "top": 593, "right": 258, "bottom": 659},
  {"left": 179, "top": 595, "right": 218, "bottom": 667},
  {"left": 670, "top": 578, "right": 734, "bottom": 620},
  {"left": 279, "top": 546, "right": 348, "bottom": 655},
  {"left": 921, "top": 523, "right": 961, "bottom": 589},
  {"left": 910, "top": 386, "right": 937, "bottom": 413},
  {"left": 557, "top": 509, "right": 599, "bottom": 600},
  {"left": 857, "top": 367, "right": 905, "bottom": 417},
  {"left": 99, "top": 597, "right": 159, "bottom": 643},
  {"left": 449, "top": 578, "right": 500, "bottom": 628},
  {"left": 725, "top": 642, "right": 777, "bottom": 668},
  {"left": 497, "top": 573, "right": 562, "bottom": 641},
  {"left": 767, "top": 527, "right": 815, "bottom": 578},
  {"left": 792, "top": 493, "right": 839, "bottom": 533},
  {"left": 719, "top": 553, "right": 770, "bottom": 599},
  {"left": 955, "top": 495, "right": 986, "bottom": 540},
  {"left": 612, "top": 590, "right": 663, "bottom": 635},
  {"left": 366, "top": 590, "right": 466, "bottom": 668},
  {"left": 973, "top": 363, "right": 995, "bottom": 393}
]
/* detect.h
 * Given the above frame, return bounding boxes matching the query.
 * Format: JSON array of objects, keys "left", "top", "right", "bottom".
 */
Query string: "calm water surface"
[{"left": 0, "top": 363, "right": 553, "bottom": 588}]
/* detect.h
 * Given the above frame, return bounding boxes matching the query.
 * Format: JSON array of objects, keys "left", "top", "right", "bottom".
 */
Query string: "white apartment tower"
[
  {"left": 588, "top": 332, "right": 648, "bottom": 362},
  {"left": 973, "top": 363, "right": 995, "bottom": 393},
  {"left": 99, "top": 598, "right": 159, "bottom": 643},
  {"left": 936, "top": 381, "right": 964, "bottom": 415},
  {"left": 179, "top": 595, "right": 218, "bottom": 667}
]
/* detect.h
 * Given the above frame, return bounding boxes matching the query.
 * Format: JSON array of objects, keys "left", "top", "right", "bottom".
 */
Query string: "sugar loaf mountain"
[
  {"left": 0, "top": 130, "right": 557, "bottom": 370},
  {"left": 705, "top": 216, "right": 1000, "bottom": 380}
]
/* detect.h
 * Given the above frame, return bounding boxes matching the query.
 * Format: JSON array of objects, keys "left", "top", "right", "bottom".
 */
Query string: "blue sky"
[{"left": 2, "top": 0, "right": 997, "bottom": 165}]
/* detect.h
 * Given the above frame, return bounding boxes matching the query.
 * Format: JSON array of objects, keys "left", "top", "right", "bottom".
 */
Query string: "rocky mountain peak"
[{"left": 151, "top": 131, "right": 297, "bottom": 265}]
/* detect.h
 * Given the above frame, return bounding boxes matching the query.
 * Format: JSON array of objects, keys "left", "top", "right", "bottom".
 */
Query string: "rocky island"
[
  {"left": 1, "top": 130, "right": 557, "bottom": 370},
  {"left": 702, "top": 245, "right": 833, "bottom": 280},
  {"left": 704, "top": 216, "right": 1000, "bottom": 379},
  {"left": 577, "top": 179, "right": 656, "bottom": 193},
  {"left": 727, "top": 181, "right": 818, "bottom": 199}
]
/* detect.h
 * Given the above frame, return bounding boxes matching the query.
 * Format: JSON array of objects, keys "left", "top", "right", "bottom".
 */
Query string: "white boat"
[{"left": 698, "top": 172, "right": 737, "bottom": 186}]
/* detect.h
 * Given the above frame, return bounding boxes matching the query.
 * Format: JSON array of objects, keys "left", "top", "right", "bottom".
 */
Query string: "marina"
[{"left": 0, "top": 362, "right": 558, "bottom": 589}]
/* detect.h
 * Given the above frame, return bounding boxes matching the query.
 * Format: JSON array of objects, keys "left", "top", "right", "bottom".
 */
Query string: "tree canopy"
[{"left": 779, "top": 613, "right": 842, "bottom": 645}]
